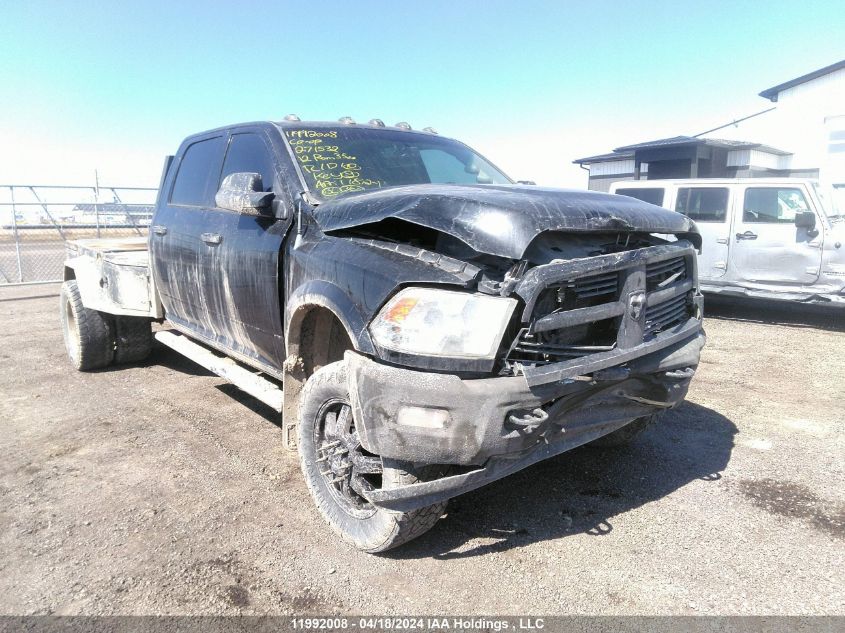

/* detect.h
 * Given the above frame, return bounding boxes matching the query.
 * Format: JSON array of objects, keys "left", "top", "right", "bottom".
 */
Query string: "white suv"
[{"left": 610, "top": 178, "right": 845, "bottom": 307}]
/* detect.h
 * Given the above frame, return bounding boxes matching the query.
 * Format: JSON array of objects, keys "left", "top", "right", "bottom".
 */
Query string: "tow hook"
[
  {"left": 508, "top": 408, "right": 550, "bottom": 429},
  {"left": 664, "top": 367, "right": 696, "bottom": 380}
]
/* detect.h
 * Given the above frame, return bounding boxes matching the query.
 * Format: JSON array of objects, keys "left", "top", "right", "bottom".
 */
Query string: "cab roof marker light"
[
  {"left": 395, "top": 122, "right": 412, "bottom": 130},
  {"left": 369, "top": 118, "right": 386, "bottom": 127},
  {"left": 338, "top": 116, "right": 356, "bottom": 125},
  {"left": 422, "top": 127, "right": 438, "bottom": 134},
  {"left": 283, "top": 114, "right": 301, "bottom": 122}
]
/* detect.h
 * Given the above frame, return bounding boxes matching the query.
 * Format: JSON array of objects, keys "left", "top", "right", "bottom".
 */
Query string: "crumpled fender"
[
  {"left": 285, "top": 279, "right": 375, "bottom": 354},
  {"left": 284, "top": 227, "right": 484, "bottom": 355}
]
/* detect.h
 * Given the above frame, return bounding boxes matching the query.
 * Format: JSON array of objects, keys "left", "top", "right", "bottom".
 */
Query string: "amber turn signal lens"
[{"left": 383, "top": 297, "right": 419, "bottom": 323}]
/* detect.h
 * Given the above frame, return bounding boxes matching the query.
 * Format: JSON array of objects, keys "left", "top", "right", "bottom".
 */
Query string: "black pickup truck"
[{"left": 60, "top": 118, "right": 705, "bottom": 552}]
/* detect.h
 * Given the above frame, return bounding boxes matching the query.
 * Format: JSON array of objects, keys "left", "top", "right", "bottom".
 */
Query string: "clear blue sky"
[{"left": 0, "top": 0, "right": 842, "bottom": 188}]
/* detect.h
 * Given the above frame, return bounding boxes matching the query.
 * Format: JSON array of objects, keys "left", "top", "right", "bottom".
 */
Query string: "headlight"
[{"left": 369, "top": 287, "right": 517, "bottom": 359}]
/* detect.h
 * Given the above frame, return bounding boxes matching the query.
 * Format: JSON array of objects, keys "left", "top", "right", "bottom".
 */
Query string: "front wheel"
[{"left": 297, "top": 361, "right": 446, "bottom": 553}]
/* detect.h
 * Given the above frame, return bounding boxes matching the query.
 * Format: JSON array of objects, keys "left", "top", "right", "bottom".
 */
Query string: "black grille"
[
  {"left": 508, "top": 270, "right": 621, "bottom": 365},
  {"left": 646, "top": 256, "right": 686, "bottom": 291},
  {"left": 508, "top": 325, "right": 617, "bottom": 365},
  {"left": 644, "top": 293, "right": 690, "bottom": 336},
  {"left": 573, "top": 271, "right": 618, "bottom": 300},
  {"left": 504, "top": 247, "right": 694, "bottom": 370},
  {"left": 530, "top": 271, "right": 619, "bottom": 323}
]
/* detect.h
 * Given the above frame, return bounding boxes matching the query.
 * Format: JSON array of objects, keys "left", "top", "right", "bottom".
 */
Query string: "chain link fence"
[{"left": 0, "top": 185, "right": 157, "bottom": 286}]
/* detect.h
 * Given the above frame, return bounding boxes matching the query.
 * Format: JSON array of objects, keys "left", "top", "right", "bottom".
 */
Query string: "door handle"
[
  {"left": 151, "top": 225, "right": 168, "bottom": 236},
  {"left": 201, "top": 232, "right": 223, "bottom": 245},
  {"left": 736, "top": 231, "right": 758, "bottom": 241}
]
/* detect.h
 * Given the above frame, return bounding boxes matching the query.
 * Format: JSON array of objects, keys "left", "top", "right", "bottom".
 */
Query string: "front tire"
[
  {"left": 60, "top": 280, "right": 114, "bottom": 371},
  {"left": 297, "top": 361, "right": 446, "bottom": 553}
]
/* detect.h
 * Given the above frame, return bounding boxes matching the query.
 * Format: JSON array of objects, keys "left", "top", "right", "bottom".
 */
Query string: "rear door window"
[
  {"left": 743, "top": 187, "right": 810, "bottom": 223},
  {"left": 170, "top": 136, "right": 226, "bottom": 207},
  {"left": 615, "top": 188, "right": 665, "bottom": 206},
  {"left": 675, "top": 187, "right": 729, "bottom": 222}
]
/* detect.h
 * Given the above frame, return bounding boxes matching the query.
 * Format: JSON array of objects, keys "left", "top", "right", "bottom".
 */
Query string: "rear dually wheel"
[{"left": 60, "top": 280, "right": 114, "bottom": 371}]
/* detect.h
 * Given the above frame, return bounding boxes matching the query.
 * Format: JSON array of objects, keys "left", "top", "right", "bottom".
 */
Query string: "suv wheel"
[{"left": 297, "top": 360, "right": 446, "bottom": 553}]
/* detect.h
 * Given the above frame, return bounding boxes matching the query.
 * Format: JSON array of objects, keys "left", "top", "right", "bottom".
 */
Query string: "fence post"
[
  {"left": 93, "top": 182, "right": 101, "bottom": 238},
  {"left": 10, "top": 186, "right": 24, "bottom": 283}
]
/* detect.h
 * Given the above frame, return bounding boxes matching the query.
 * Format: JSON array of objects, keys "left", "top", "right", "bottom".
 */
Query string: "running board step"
[{"left": 154, "top": 330, "right": 283, "bottom": 412}]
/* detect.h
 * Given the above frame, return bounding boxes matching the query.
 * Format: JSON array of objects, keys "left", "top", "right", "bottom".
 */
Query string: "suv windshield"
[
  {"left": 813, "top": 182, "right": 844, "bottom": 219},
  {"left": 281, "top": 126, "right": 511, "bottom": 201}
]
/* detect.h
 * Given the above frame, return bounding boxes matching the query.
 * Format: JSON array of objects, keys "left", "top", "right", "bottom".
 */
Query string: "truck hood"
[{"left": 314, "top": 184, "right": 700, "bottom": 259}]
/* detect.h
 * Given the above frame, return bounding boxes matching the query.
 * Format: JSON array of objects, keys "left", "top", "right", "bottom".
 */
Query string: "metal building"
[{"left": 575, "top": 59, "right": 845, "bottom": 194}]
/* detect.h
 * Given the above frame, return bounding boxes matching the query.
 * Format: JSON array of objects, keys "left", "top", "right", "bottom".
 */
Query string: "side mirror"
[
  {"left": 215, "top": 172, "right": 275, "bottom": 215},
  {"left": 794, "top": 211, "right": 817, "bottom": 231}
]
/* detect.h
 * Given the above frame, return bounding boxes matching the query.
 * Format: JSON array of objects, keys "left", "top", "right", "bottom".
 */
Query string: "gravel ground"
[{"left": 0, "top": 285, "right": 843, "bottom": 616}]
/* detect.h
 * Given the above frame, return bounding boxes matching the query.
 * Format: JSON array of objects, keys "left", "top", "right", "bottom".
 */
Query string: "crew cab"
[
  {"left": 61, "top": 118, "right": 705, "bottom": 552},
  {"left": 610, "top": 179, "right": 845, "bottom": 306}
]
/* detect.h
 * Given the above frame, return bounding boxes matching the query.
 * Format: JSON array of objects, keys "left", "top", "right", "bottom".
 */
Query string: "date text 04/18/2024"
[{"left": 290, "top": 617, "right": 546, "bottom": 631}]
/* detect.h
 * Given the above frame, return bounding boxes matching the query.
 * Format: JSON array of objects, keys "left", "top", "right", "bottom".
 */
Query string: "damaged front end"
[
  {"left": 349, "top": 240, "right": 703, "bottom": 512},
  {"left": 312, "top": 185, "right": 705, "bottom": 511}
]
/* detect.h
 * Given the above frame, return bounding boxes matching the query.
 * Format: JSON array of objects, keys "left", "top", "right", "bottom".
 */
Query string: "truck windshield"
[{"left": 281, "top": 126, "right": 511, "bottom": 202}]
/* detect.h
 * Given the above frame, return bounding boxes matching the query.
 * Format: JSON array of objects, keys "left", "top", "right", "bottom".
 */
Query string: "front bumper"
[{"left": 346, "top": 327, "right": 705, "bottom": 511}]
